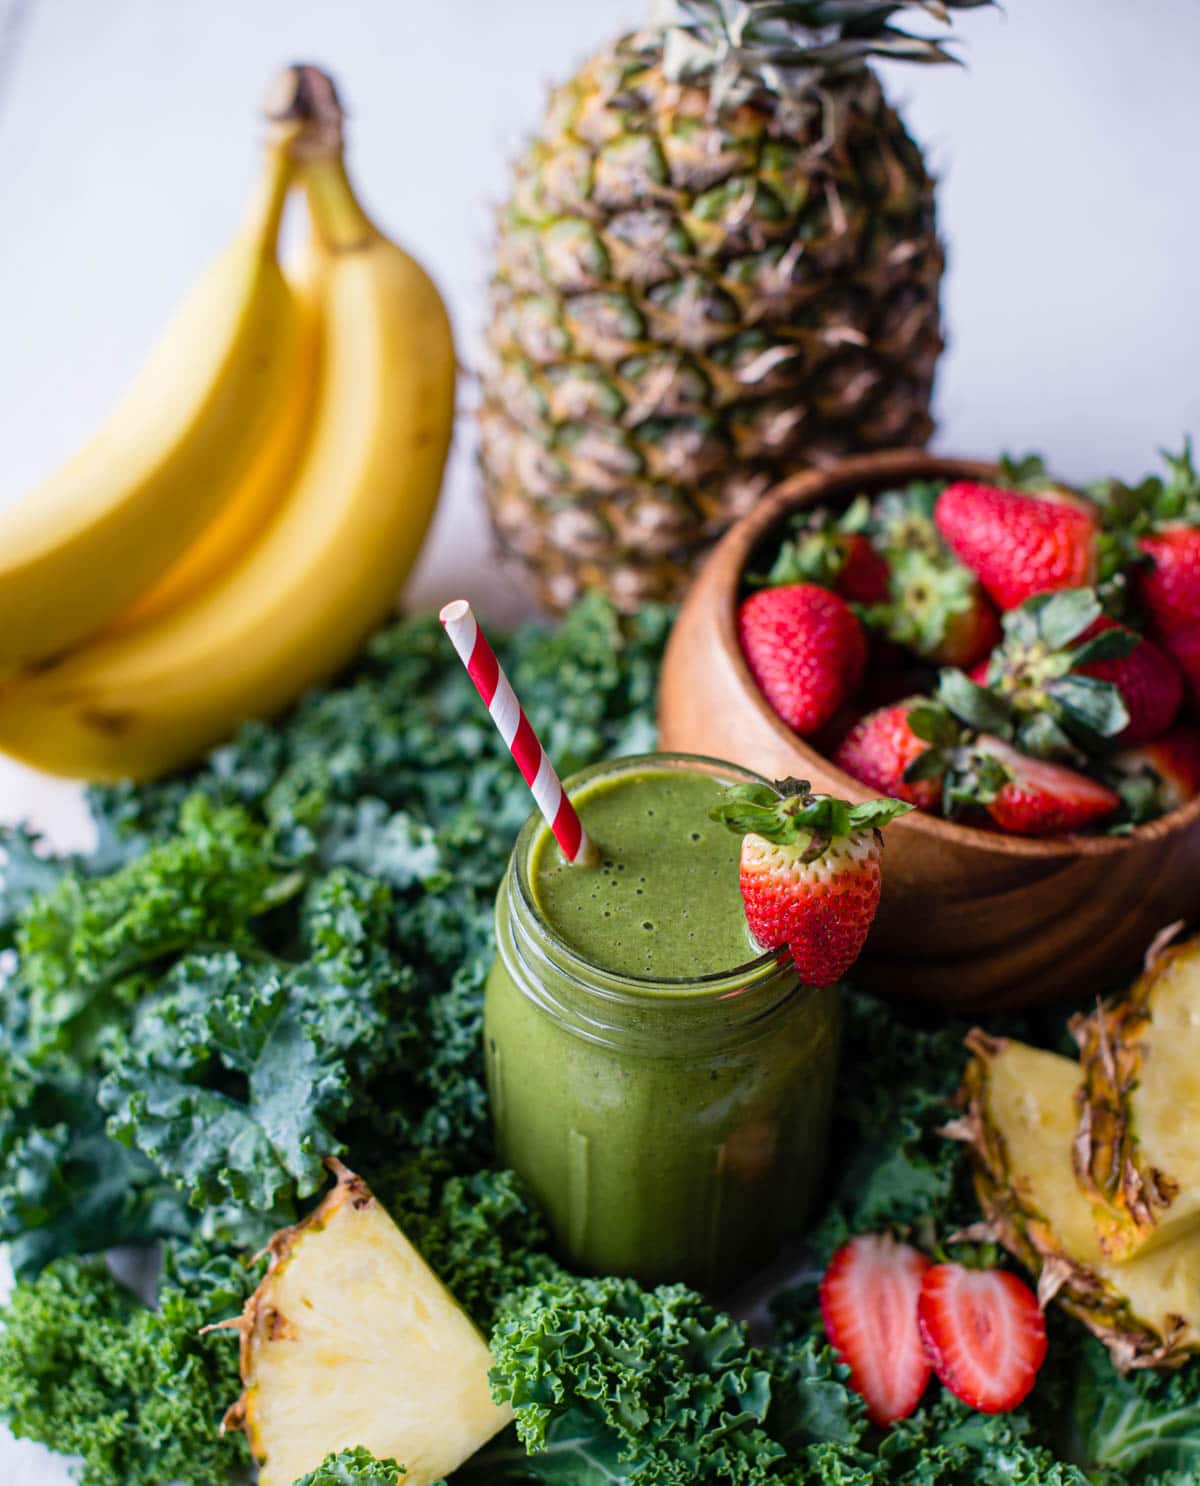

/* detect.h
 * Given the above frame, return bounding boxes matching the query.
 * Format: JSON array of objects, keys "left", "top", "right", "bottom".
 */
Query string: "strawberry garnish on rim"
[
  {"left": 917, "top": 1263, "right": 1047, "bottom": 1414},
  {"left": 710, "top": 778, "right": 910, "bottom": 987},
  {"left": 820, "top": 1234, "right": 932, "bottom": 1427}
]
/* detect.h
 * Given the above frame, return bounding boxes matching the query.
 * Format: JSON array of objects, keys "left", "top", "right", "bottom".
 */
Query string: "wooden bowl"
[{"left": 659, "top": 449, "right": 1200, "bottom": 1011}]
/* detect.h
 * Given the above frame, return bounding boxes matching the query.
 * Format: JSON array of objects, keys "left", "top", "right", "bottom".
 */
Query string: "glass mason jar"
[{"left": 484, "top": 752, "right": 842, "bottom": 1294}]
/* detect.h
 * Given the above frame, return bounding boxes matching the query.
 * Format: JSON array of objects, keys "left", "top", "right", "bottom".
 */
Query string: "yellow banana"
[
  {"left": 105, "top": 251, "right": 323, "bottom": 634},
  {"left": 0, "top": 67, "right": 455, "bottom": 781},
  {"left": 0, "top": 139, "right": 303, "bottom": 666}
]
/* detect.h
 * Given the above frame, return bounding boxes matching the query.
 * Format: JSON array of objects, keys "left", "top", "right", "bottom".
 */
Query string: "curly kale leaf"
[
  {"left": 875, "top": 1392, "right": 1089, "bottom": 1484},
  {"left": 1068, "top": 1337, "right": 1200, "bottom": 1481},
  {"left": 100, "top": 870, "right": 414, "bottom": 1228},
  {"left": 490, "top": 1275, "right": 810, "bottom": 1485},
  {"left": 291, "top": 1447, "right": 405, "bottom": 1486},
  {"left": 0, "top": 1237, "right": 261, "bottom": 1486},
  {"left": 0, "top": 1067, "right": 189, "bottom": 1277},
  {"left": 13, "top": 794, "right": 302, "bottom": 1067}
]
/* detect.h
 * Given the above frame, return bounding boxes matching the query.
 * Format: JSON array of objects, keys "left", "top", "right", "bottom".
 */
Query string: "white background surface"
[{"left": 1, "top": 2, "right": 1199, "bottom": 1480}]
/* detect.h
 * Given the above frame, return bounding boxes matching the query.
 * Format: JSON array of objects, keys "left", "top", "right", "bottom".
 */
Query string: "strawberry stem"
[{"left": 709, "top": 779, "right": 911, "bottom": 848}]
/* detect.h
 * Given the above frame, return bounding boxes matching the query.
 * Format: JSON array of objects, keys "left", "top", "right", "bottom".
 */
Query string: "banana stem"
[
  {"left": 245, "top": 142, "right": 295, "bottom": 258},
  {"left": 263, "top": 63, "right": 373, "bottom": 254},
  {"left": 301, "top": 156, "right": 375, "bottom": 254}
]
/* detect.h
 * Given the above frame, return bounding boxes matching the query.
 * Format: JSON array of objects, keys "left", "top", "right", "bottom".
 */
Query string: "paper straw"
[{"left": 439, "top": 599, "right": 597, "bottom": 866}]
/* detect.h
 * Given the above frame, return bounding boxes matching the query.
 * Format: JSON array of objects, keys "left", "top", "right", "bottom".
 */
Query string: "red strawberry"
[
  {"left": 1137, "top": 529, "right": 1200, "bottom": 703},
  {"left": 917, "top": 1264, "right": 1047, "bottom": 1414},
  {"left": 1138, "top": 528, "right": 1200, "bottom": 637},
  {"left": 937, "top": 591, "right": 1002, "bottom": 669},
  {"left": 973, "top": 736, "right": 1119, "bottom": 836},
  {"left": 968, "top": 655, "right": 994, "bottom": 686},
  {"left": 935, "top": 482, "right": 1099, "bottom": 610},
  {"left": 1113, "top": 726, "right": 1200, "bottom": 812},
  {"left": 1075, "top": 617, "right": 1182, "bottom": 746},
  {"left": 833, "top": 702, "right": 943, "bottom": 812},
  {"left": 820, "top": 1235, "right": 932, "bottom": 1427},
  {"left": 872, "top": 549, "right": 1000, "bottom": 669},
  {"left": 738, "top": 585, "right": 867, "bottom": 737},
  {"left": 836, "top": 534, "right": 891, "bottom": 605},
  {"left": 710, "top": 780, "right": 911, "bottom": 986}
]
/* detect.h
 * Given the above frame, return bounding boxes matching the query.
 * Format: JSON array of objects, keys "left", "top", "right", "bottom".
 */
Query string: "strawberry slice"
[
  {"left": 710, "top": 779, "right": 911, "bottom": 986},
  {"left": 820, "top": 1235, "right": 932, "bottom": 1426},
  {"left": 917, "top": 1264, "right": 1047, "bottom": 1414},
  {"left": 972, "top": 736, "right": 1119, "bottom": 836}
]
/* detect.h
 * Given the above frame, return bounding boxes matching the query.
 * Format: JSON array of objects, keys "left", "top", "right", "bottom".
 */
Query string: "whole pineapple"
[{"left": 480, "top": 0, "right": 989, "bottom": 612}]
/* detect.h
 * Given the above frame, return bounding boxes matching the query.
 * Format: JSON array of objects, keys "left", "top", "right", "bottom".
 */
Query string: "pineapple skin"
[
  {"left": 479, "top": 33, "right": 943, "bottom": 612},
  {"left": 955, "top": 1031, "right": 1200, "bottom": 1373},
  {"left": 223, "top": 1160, "right": 512, "bottom": 1486},
  {"left": 1071, "top": 934, "right": 1200, "bottom": 1263}
]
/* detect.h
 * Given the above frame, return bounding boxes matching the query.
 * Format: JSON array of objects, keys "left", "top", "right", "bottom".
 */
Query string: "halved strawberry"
[
  {"left": 917, "top": 1264, "right": 1047, "bottom": 1414},
  {"left": 820, "top": 1235, "right": 932, "bottom": 1427},
  {"left": 738, "top": 584, "right": 867, "bottom": 737},
  {"left": 935, "top": 481, "right": 1099, "bottom": 611},
  {"left": 710, "top": 779, "right": 910, "bottom": 986},
  {"left": 972, "top": 736, "right": 1120, "bottom": 836}
]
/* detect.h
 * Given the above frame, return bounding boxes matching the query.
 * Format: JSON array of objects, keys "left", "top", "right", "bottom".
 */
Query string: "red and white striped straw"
[{"left": 439, "top": 599, "right": 597, "bottom": 866}]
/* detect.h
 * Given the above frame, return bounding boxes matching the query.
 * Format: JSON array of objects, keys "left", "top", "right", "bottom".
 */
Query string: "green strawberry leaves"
[
  {"left": 936, "top": 587, "right": 1135, "bottom": 760},
  {"left": 710, "top": 778, "right": 911, "bottom": 854},
  {"left": 747, "top": 496, "right": 872, "bottom": 590},
  {"left": 1091, "top": 437, "right": 1200, "bottom": 534}
]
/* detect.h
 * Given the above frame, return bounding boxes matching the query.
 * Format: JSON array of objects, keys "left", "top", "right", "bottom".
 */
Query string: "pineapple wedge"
[
  {"left": 956, "top": 1032, "right": 1200, "bottom": 1372},
  {"left": 222, "top": 1160, "right": 513, "bottom": 1486},
  {"left": 1072, "top": 932, "right": 1200, "bottom": 1262}
]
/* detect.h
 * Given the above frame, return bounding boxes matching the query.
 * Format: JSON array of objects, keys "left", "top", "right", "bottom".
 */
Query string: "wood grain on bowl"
[{"left": 659, "top": 449, "right": 1200, "bottom": 1010}]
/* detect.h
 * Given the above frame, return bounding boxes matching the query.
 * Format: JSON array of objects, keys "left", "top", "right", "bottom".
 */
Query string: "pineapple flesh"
[
  {"left": 958, "top": 1032, "right": 1200, "bottom": 1372},
  {"left": 1072, "top": 933, "right": 1200, "bottom": 1262},
  {"left": 223, "top": 1161, "right": 512, "bottom": 1486},
  {"left": 479, "top": 1, "right": 991, "bottom": 612}
]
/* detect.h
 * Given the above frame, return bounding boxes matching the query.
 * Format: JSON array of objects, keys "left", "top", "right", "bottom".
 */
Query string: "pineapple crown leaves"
[
  {"left": 709, "top": 776, "right": 911, "bottom": 856},
  {"left": 650, "top": 0, "right": 993, "bottom": 108},
  {"left": 935, "top": 588, "right": 1135, "bottom": 760}
]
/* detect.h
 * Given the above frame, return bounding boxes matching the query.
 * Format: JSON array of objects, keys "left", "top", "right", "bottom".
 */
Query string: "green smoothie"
[
  {"left": 485, "top": 753, "right": 840, "bottom": 1292},
  {"left": 530, "top": 765, "right": 755, "bottom": 979}
]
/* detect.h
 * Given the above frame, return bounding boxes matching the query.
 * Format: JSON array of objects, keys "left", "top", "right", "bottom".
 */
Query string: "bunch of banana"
[{"left": 0, "top": 65, "right": 455, "bottom": 781}]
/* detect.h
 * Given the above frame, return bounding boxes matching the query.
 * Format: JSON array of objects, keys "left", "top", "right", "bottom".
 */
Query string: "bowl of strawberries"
[{"left": 659, "top": 446, "right": 1200, "bottom": 1010}]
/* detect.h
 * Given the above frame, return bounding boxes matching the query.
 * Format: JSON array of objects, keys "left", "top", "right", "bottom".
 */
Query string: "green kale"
[
  {"left": 12, "top": 793, "right": 302, "bottom": 1068},
  {"left": 99, "top": 869, "right": 415, "bottom": 1233},
  {"left": 489, "top": 1274, "right": 816, "bottom": 1485},
  {"left": 0, "top": 1066, "right": 189, "bottom": 1276},
  {"left": 0, "top": 1236, "right": 261, "bottom": 1486},
  {"left": 292, "top": 1446, "right": 404, "bottom": 1485},
  {"left": 1068, "top": 1337, "right": 1200, "bottom": 1482}
]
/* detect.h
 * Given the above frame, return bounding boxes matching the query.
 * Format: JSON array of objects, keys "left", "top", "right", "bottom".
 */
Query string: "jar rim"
[{"left": 511, "top": 750, "right": 792, "bottom": 1003}]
